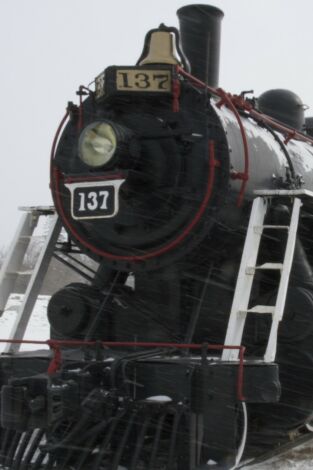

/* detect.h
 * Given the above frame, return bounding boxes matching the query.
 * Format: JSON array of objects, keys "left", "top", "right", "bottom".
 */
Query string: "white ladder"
[
  {"left": 222, "top": 190, "right": 313, "bottom": 363},
  {"left": 0, "top": 207, "right": 62, "bottom": 353}
]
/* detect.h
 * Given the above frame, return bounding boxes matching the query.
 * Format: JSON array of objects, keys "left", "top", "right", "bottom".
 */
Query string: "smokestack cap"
[
  {"left": 177, "top": 4, "right": 224, "bottom": 86},
  {"left": 177, "top": 4, "right": 224, "bottom": 19}
]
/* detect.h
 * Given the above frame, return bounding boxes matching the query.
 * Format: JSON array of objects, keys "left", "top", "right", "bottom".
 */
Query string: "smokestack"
[{"left": 177, "top": 4, "right": 224, "bottom": 87}]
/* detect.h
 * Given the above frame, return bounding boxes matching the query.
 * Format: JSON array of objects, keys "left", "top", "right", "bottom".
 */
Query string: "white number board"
[{"left": 65, "top": 179, "right": 125, "bottom": 220}]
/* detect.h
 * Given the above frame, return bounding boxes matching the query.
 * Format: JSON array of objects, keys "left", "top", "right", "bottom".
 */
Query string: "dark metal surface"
[{"left": 177, "top": 4, "right": 224, "bottom": 86}]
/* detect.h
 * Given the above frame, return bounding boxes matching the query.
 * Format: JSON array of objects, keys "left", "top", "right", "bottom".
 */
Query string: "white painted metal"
[
  {"left": 245, "top": 263, "right": 283, "bottom": 275},
  {"left": 264, "top": 197, "right": 302, "bottom": 362},
  {"left": 242, "top": 305, "right": 276, "bottom": 315},
  {"left": 222, "top": 195, "right": 303, "bottom": 363},
  {"left": 254, "top": 189, "right": 313, "bottom": 198},
  {"left": 232, "top": 402, "right": 248, "bottom": 470},
  {"left": 255, "top": 263, "right": 283, "bottom": 270},
  {"left": 0, "top": 212, "right": 40, "bottom": 314},
  {"left": 256, "top": 225, "right": 289, "bottom": 230},
  {"left": 4, "top": 213, "right": 62, "bottom": 353},
  {"left": 222, "top": 197, "right": 268, "bottom": 361}
]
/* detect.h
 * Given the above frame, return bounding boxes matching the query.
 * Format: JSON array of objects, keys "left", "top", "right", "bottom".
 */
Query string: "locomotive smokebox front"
[{"left": 50, "top": 4, "right": 231, "bottom": 272}]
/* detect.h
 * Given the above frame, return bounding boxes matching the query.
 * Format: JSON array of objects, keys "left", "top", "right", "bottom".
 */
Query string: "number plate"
[
  {"left": 116, "top": 69, "right": 172, "bottom": 92},
  {"left": 65, "top": 179, "right": 125, "bottom": 220}
]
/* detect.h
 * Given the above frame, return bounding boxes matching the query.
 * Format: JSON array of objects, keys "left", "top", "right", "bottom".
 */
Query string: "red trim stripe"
[{"left": 0, "top": 338, "right": 245, "bottom": 401}]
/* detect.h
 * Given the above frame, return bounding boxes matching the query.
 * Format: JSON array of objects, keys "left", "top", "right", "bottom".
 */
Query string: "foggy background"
[{"left": 1, "top": 0, "right": 313, "bottom": 250}]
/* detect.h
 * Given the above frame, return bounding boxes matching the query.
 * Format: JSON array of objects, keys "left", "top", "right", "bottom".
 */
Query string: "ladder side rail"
[
  {"left": 4, "top": 215, "right": 62, "bottom": 354},
  {"left": 222, "top": 197, "right": 268, "bottom": 361},
  {"left": 264, "top": 197, "right": 302, "bottom": 362},
  {"left": 0, "top": 212, "right": 39, "bottom": 314}
]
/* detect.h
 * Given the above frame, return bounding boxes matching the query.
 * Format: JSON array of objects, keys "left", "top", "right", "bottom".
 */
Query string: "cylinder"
[{"left": 177, "top": 4, "right": 224, "bottom": 86}]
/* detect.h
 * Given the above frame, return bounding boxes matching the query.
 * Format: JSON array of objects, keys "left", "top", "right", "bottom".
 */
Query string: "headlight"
[{"left": 79, "top": 121, "right": 117, "bottom": 167}]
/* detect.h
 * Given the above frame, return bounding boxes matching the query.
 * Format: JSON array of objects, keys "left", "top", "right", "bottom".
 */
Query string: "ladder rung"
[
  {"left": 254, "top": 225, "right": 289, "bottom": 233},
  {"left": 246, "top": 263, "right": 283, "bottom": 274},
  {"left": 19, "top": 235, "right": 44, "bottom": 240},
  {"left": 6, "top": 270, "right": 33, "bottom": 276},
  {"left": 240, "top": 305, "right": 276, "bottom": 315},
  {"left": 258, "top": 262, "right": 283, "bottom": 270}
]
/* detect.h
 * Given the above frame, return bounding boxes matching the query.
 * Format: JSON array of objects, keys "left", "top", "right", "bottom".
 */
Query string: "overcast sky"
[{"left": 1, "top": 0, "right": 313, "bottom": 249}]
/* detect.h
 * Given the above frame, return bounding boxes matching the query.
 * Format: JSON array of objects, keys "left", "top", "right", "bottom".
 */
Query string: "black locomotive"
[{"left": 2, "top": 4, "right": 313, "bottom": 469}]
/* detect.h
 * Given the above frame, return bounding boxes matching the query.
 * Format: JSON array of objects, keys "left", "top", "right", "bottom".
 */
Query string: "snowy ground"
[
  {"left": 242, "top": 441, "right": 313, "bottom": 469},
  {"left": 1, "top": 295, "right": 313, "bottom": 469},
  {"left": 0, "top": 293, "right": 50, "bottom": 351}
]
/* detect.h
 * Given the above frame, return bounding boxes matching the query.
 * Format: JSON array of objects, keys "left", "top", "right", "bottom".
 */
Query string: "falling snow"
[{"left": 1, "top": 294, "right": 313, "bottom": 469}]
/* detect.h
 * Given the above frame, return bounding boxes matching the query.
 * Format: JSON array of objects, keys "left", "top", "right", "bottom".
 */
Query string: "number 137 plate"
[
  {"left": 65, "top": 179, "right": 125, "bottom": 220},
  {"left": 116, "top": 69, "right": 172, "bottom": 92}
]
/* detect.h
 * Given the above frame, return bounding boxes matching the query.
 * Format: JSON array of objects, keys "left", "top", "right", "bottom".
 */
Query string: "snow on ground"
[
  {"left": 242, "top": 441, "right": 313, "bottom": 469},
  {"left": 0, "top": 293, "right": 50, "bottom": 351},
  {"left": 1, "top": 295, "right": 313, "bottom": 468}
]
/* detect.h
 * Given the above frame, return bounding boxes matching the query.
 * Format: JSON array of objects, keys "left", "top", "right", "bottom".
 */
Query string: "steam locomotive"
[{"left": 2, "top": 4, "right": 313, "bottom": 469}]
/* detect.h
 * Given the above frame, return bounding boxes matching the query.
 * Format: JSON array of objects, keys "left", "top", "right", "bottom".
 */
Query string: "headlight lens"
[{"left": 79, "top": 121, "right": 117, "bottom": 167}]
